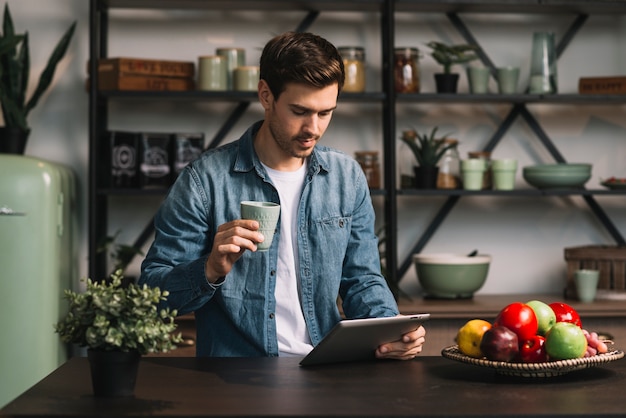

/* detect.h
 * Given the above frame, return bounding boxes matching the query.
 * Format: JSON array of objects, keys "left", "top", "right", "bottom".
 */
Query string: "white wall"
[{"left": 8, "top": 1, "right": 626, "bottom": 296}]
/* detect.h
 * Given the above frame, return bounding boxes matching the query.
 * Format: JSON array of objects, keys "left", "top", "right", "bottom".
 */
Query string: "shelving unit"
[{"left": 88, "top": 0, "right": 626, "bottom": 291}]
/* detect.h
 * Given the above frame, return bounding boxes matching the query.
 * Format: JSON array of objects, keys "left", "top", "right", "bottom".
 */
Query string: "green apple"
[
  {"left": 526, "top": 300, "right": 557, "bottom": 336},
  {"left": 545, "top": 322, "right": 587, "bottom": 360}
]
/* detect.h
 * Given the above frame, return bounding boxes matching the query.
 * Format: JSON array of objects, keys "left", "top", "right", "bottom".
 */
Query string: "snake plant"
[{"left": 0, "top": 3, "right": 76, "bottom": 134}]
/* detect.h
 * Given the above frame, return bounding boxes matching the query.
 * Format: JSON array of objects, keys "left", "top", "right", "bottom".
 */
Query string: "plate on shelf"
[
  {"left": 441, "top": 345, "right": 624, "bottom": 378},
  {"left": 601, "top": 178, "right": 626, "bottom": 190}
]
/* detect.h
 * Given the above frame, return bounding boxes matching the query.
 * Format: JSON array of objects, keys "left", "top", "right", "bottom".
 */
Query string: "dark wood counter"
[{"left": 2, "top": 356, "right": 625, "bottom": 417}]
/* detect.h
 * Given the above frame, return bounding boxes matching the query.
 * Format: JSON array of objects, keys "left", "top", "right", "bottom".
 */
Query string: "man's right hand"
[{"left": 204, "top": 219, "right": 264, "bottom": 283}]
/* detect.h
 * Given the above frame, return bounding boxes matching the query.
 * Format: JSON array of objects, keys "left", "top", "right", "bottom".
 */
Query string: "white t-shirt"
[{"left": 262, "top": 162, "right": 313, "bottom": 356}]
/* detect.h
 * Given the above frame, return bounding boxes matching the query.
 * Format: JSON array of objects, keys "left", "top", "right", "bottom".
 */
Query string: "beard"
[{"left": 268, "top": 117, "right": 319, "bottom": 159}]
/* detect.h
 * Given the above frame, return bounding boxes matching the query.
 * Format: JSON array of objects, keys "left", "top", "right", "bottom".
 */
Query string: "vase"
[
  {"left": 414, "top": 166, "right": 439, "bottom": 189},
  {"left": 434, "top": 73, "right": 459, "bottom": 93},
  {"left": 0, "top": 127, "right": 30, "bottom": 154},
  {"left": 529, "top": 32, "right": 557, "bottom": 94},
  {"left": 87, "top": 349, "right": 141, "bottom": 397}
]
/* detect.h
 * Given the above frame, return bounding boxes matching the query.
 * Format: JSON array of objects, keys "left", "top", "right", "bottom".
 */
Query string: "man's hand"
[
  {"left": 205, "top": 219, "right": 264, "bottom": 283},
  {"left": 375, "top": 324, "right": 426, "bottom": 361}
]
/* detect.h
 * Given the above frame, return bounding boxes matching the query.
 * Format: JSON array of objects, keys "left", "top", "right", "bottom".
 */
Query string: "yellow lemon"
[{"left": 456, "top": 319, "right": 492, "bottom": 358}]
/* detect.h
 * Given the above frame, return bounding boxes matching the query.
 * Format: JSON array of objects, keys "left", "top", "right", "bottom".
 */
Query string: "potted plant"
[
  {"left": 0, "top": 3, "right": 76, "bottom": 154},
  {"left": 426, "top": 41, "right": 479, "bottom": 93},
  {"left": 55, "top": 270, "right": 182, "bottom": 397},
  {"left": 400, "top": 127, "right": 457, "bottom": 188},
  {"left": 97, "top": 230, "right": 144, "bottom": 283}
]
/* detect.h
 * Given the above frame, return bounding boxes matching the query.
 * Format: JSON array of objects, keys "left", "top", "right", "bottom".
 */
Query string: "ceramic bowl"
[
  {"left": 523, "top": 163, "right": 592, "bottom": 173},
  {"left": 412, "top": 253, "right": 491, "bottom": 299},
  {"left": 523, "top": 168, "right": 591, "bottom": 189}
]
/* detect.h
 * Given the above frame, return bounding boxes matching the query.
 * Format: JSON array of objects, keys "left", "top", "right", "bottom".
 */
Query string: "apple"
[
  {"left": 480, "top": 325, "right": 519, "bottom": 362},
  {"left": 545, "top": 322, "right": 587, "bottom": 360},
  {"left": 456, "top": 319, "right": 492, "bottom": 358},
  {"left": 526, "top": 300, "right": 557, "bottom": 336},
  {"left": 549, "top": 302, "right": 582, "bottom": 328},
  {"left": 520, "top": 335, "right": 547, "bottom": 363},
  {"left": 493, "top": 302, "right": 538, "bottom": 342}
]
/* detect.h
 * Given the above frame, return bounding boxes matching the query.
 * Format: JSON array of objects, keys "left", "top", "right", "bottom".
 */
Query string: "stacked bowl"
[{"left": 522, "top": 163, "right": 592, "bottom": 189}]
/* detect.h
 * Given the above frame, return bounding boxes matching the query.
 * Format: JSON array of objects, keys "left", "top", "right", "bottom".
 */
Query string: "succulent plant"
[
  {"left": 400, "top": 127, "right": 457, "bottom": 168},
  {"left": 55, "top": 270, "right": 182, "bottom": 355},
  {"left": 426, "top": 41, "right": 479, "bottom": 74},
  {"left": 0, "top": 3, "right": 76, "bottom": 134}
]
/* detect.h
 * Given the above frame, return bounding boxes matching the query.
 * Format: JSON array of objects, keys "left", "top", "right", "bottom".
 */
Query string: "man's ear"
[{"left": 258, "top": 79, "right": 273, "bottom": 110}]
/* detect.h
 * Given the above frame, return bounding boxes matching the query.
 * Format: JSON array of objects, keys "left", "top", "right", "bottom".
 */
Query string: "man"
[{"left": 139, "top": 31, "right": 426, "bottom": 359}]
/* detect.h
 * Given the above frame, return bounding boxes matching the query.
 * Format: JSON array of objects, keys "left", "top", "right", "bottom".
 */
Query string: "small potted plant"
[
  {"left": 55, "top": 270, "right": 182, "bottom": 397},
  {"left": 97, "top": 230, "right": 144, "bottom": 283},
  {"left": 400, "top": 127, "right": 457, "bottom": 188},
  {"left": 426, "top": 41, "right": 479, "bottom": 93},
  {"left": 0, "top": 4, "right": 76, "bottom": 154}
]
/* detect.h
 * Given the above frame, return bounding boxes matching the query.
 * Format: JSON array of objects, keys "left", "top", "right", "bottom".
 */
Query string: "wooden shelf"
[{"left": 398, "top": 293, "right": 626, "bottom": 319}]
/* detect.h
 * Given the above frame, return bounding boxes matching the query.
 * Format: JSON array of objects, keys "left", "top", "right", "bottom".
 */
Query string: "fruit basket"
[{"left": 441, "top": 345, "right": 624, "bottom": 378}]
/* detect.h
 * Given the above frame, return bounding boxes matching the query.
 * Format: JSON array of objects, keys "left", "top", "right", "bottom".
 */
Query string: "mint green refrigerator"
[{"left": 0, "top": 155, "right": 76, "bottom": 408}]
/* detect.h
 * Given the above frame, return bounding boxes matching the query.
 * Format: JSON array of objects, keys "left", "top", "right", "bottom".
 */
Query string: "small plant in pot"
[
  {"left": 54, "top": 270, "right": 182, "bottom": 397},
  {"left": 97, "top": 230, "right": 144, "bottom": 284},
  {"left": 0, "top": 4, "right": 76, "bottom": 154},
  {"left": 400, "top": 127, "right": 457, "bottom": 189},
  {"left": 426, "top": 41, "right": 479, "bottom": 93}
]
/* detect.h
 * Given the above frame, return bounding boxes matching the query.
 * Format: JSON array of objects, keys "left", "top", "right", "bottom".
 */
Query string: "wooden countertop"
[
  {"left": 2, "top": 356, "right": 626, "bottom": 417},
  {"left": 398, "top": 293, "right": 626, "bottom": 319}
]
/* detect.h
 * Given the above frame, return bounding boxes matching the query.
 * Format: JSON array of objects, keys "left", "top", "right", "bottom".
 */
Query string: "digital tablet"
[{"left": 299, "top": 314, "right": 430, "bottom": 366}]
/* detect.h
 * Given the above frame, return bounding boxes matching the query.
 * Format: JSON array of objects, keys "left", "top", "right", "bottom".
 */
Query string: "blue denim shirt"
[{"left": 139, "top": 121, "right": 399, "bottom": 357}]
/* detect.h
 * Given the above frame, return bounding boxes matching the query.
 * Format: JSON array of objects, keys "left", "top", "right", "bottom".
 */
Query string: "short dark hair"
[{"left": 259, "top": 31, "right": 345, "bottom": 99}]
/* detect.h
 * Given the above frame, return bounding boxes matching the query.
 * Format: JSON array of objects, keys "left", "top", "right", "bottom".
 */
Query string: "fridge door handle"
[{"left": 0, "top": 206, "right": 26, "bottom": 216}]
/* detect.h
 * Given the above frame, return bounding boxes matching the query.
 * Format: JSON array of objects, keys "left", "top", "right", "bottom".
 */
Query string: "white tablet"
[{"left": 299, "top": 314, "right": 430, "bottom": 366}]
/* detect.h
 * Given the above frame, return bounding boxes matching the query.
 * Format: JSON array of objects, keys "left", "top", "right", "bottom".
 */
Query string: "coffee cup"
[{"left": 240, "top": 201, "right": 280, "bottom": 251}]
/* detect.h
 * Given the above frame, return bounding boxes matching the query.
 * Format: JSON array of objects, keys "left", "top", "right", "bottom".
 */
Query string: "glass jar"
[
  {"left": 338, "top": 47, "right": 366, "bottom": 93},
  {"left": 437, "top": 139, "right": 460, "bottom": 189},
  {"left": 468, "top": 151, "right": 492, "bottom": 189},
  {"left": 394, "top": 47, "right": 420, "bottom": 93},
  {"left": 355, "top": 151, "right": 381, "bottom": 189}
]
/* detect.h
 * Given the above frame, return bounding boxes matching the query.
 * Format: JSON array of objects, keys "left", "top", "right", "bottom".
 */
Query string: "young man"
[{"left": 139, "top": 31, "right": 426, "bottom": 359}]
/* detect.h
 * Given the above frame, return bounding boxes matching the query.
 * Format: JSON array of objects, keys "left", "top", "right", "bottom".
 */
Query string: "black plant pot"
[
  {"left": 0, "top": 127, "right": 30, "bottom": 154},
  {"left": 88, "top": 349, "right": 141, "bottom": 397},
  {"left": 434, "top": 73, "right": 460, "bottom": 93},
  {"left": 414, "top": 166, "right": 439, "bottom": 189}
]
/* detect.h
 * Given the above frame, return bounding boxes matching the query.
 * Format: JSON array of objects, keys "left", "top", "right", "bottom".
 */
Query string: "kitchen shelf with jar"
[{"left": 89, "top": 0, "right": 626, "bottom": 291}]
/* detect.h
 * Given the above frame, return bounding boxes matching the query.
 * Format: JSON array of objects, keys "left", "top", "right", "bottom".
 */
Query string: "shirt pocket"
[{"left": 308, "top": 215, "right": 351, "bottom": 267}]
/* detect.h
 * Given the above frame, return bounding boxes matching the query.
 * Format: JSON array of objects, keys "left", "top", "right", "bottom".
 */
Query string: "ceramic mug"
[
  {"left": 496, "top": 66, "right": 520, "bottom": 94},
  {"left": 467, "top": 66, "right": 490, "bottom": 94},
  {"left": 575, "top": 269, "right": 600, "bottom": 303},
  {"left": 240, "top": 201, "right": 280, "bottom": 251}
]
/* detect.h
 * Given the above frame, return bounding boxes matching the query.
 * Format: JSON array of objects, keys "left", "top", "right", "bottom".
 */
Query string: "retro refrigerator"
[{"left": 0, "top": 155, "right": 76, "bottom": 408}]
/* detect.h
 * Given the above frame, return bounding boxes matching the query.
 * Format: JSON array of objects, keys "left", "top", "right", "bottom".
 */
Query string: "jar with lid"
[
  {"left": 355, "top": 151, "right": 381, "bottom": 189},
  {"left": 437, "top": 139, "right": 460, "bottom": 189},
  {"left": 468, "top": 151, "right": 492, "bottom": 189},
  {"left": 338, "top": 47, "right": 366, "bottom": 93},
  {"left": 394, "top": 47, "right": 420, "bottom": 93}
]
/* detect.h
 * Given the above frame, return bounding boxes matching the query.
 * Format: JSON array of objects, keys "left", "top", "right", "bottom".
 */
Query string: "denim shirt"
[{"left": 139, "top": 121, "right": 399, "bottom": 357}]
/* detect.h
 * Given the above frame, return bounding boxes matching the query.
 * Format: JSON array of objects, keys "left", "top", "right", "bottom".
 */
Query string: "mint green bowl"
[{"left": 412, "top": 253, "right": 491, "bottom": 299}]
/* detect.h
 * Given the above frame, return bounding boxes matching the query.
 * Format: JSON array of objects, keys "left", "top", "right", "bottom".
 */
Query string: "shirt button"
[
  {"left": 269, "top": 313, "right": 275, "bottom": 319},
  {"left": 270, "top": 270, "right": 276, "bottom": 276},
  {"left": 339, "top": 219, "right": 345, "bottom": 227}
]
